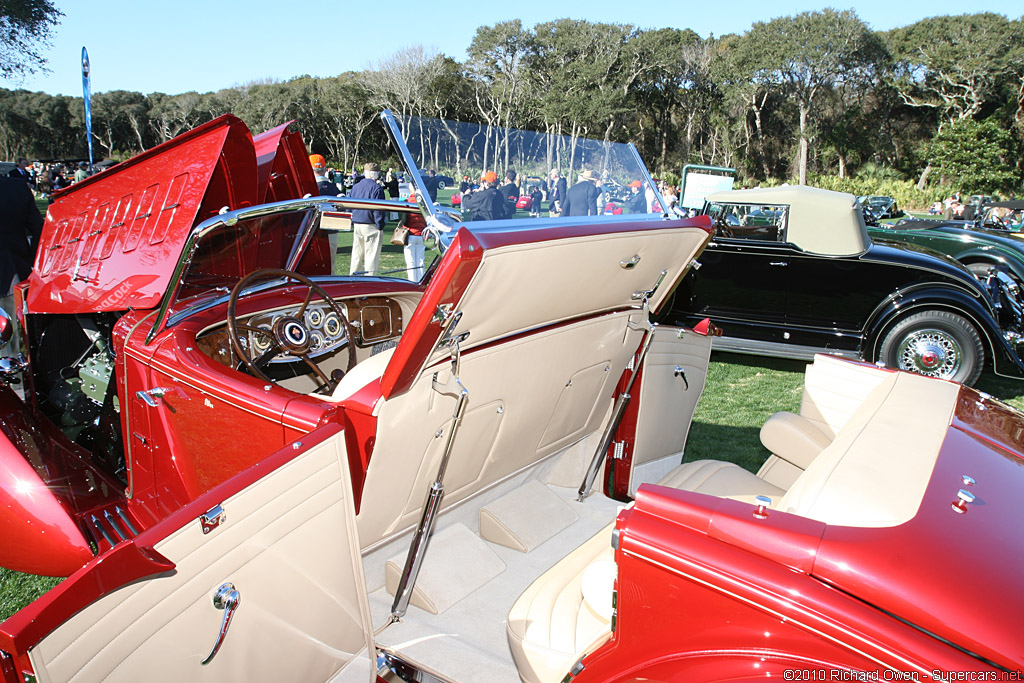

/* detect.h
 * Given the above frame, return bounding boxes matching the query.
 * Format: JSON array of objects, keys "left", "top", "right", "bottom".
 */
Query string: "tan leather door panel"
[{"left": 29, "top": 426, "right": 375, "bottom": 683}]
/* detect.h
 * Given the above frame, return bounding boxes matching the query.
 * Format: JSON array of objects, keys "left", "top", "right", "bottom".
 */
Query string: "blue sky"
[{"left": 4, "top": 0, "right": 1022, "bottom": 97}]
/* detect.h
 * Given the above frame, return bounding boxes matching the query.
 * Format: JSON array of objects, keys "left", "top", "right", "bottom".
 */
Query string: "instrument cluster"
[{"left": 241, "top": 303, "right": 349, "bottom": 362}]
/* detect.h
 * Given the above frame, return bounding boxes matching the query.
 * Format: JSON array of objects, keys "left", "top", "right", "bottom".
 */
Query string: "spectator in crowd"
[
  {"left": 662, "top": 184, "right": 679, "bottom": 214},
  {"left": 423, "top": 169, "right": 440, "bottom": 203},
  {"left": 385, "top": 169, "right": 400, "bottom": 199},
  {"left": 309, "top": 154, "right": 341, "bottom": 197},
  {"left": 463, "top": 171, "right": 506, "bottom": 221},
  {"left": 8, "top": 158, "right": 32, "bottom": 187},
  {"left": 499, "top": 169, "right": 519, "bottom": 217},
  {"left": 626, "top": 180, "right": 646, "bottom": 213},
  {"left": 35, "top": 171, "right": 53, "bottom": 198},
  {"left": 348, "top": 162, "right": 386, "bottom": 275},
  {"left": 548, "top": 168, "right": 566, "bottom": 216},
  {"left": 529, "top": 185, "right": 543, "bottom": 218},
  {"left": 398, "top": 193, "right": 428, "bottom": 280},
  {"left": 560, "top": 170, "right": 601, "bottom": 217},
  {"left": 51, "top": 167, "right": 67, "bottom": 192},
  {"left": 73, "top": 162, "right": 89, "bottom": 184},
  {"left": 0, "top": 176, "right": 44, "bottom": 354},
  {"left": 459, "top": 175, "right": 471, "bottom": 193}
]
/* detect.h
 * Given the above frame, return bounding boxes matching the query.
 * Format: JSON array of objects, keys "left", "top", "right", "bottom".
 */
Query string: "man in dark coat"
[
  {"left": 7, "top": 158, "right": 32, "bottom": 188},
  {"left": 560, "top": 170, "right": 601, "bottom": 217},
  {"left": 0, "top": 176, "right": 43, "bottom": 353},
  {"left": 463, "top": 171, "right": 506, "bottom": 221},
  {"left": 548, "top": 168, "right": 566, "bottom": 216},
  {"left": 499, "top": 170, "right": 519, "bottom": 217}
]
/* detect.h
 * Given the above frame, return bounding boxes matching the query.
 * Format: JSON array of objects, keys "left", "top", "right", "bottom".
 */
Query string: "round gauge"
[
  {"left": 251, "top": 325, "right": 273, "bottom": 353},
  {"left": 323, "top": 312, "right": 343, "bottom": 338},
  {"left": 309, "top": 331, "right": 325, "bottom": 352},
  {"left": 306, "top": 307, "right": 324, "bottom": 328}
]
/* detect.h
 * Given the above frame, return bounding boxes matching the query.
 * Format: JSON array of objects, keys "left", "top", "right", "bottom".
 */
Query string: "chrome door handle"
[
  {"left": 769, "top": 261, "right": 788, "bottom": 267},
  {"left": 136, "top": 387, "right": 170, "bottom": 407},
  {"left": 674, "top": 365, "right": 689, "bottom": 390},
  {"left": 201, "top": 583, "right": 240, "bottom": 665}
]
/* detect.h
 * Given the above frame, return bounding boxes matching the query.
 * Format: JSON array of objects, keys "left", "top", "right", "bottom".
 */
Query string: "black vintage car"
[{"left": 658, "top": 185, "right": 1024, "bottom": 385}]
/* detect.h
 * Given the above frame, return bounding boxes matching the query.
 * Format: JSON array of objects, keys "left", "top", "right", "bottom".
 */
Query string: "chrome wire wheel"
[
  {"left": 895, "top": 328, "right": 962, "bottom": 378},
  {"left": 879, "top": 310, "right": 984, "bottom": 385}
]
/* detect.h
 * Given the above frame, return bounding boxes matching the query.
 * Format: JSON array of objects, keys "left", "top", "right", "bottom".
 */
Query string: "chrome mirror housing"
[
  {"left": 0, "top": 355, "right": 27, "bottom": 383},
  {"left": 0, "top": 308, "right": 13, "bottom": 349}
]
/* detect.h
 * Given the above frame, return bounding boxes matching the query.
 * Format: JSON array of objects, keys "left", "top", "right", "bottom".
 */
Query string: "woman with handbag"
[{"left": 395, "top": 193, "right": 427, "bottom": 281}]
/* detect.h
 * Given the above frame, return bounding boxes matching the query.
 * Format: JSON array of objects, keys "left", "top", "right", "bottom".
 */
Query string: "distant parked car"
[
  {"left": 857, "top": 195, "right": 903, "bottom": 220},
  {"left": 660, "top": 185, "right": 1024, "bottom": 385}
]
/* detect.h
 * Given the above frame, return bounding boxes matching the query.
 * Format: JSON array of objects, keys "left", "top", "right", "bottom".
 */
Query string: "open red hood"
[{"left": 26, "top": 115, "right": 259, "bottom": 314}]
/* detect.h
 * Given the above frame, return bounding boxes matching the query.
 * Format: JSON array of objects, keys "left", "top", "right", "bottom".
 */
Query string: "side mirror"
[{"left": 0, "top": 308, "right": 13, "bottom": 349}]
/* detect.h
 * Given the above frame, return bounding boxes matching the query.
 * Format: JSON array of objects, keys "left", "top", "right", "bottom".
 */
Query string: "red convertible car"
[{"left": 0, "top": 114, "right": 1019, "bottom": 682}]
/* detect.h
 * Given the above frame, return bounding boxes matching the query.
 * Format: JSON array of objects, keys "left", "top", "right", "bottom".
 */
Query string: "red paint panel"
[
  {"left": 253, "top": 121, "right": 317, "bottom": 203},
  {"left": 26, "top": 114, "right": 257, "bottom": 314},
  {"left": 55, "top": 212, "right": 89, "bottom": 273},
  {"left": 380, "top": 227, "right": 484, "bottom": 399},
  {"left": 0, "top": 437, "right": 93, "bottom": 576},
  {"left": 76, "top": 202, "right": 109, "bottom": 272},
  {"left": 149, "top": 173, "right": 188, "bottom": 245},
  {"left": 121, "top": 183, "right": 160, "bottom": 253},
  {"left": 813, "top": 421, "right": 1024, "bottom": 671},
  {"left": 97, "top": 193, "right": 133, "bottom": 260}
]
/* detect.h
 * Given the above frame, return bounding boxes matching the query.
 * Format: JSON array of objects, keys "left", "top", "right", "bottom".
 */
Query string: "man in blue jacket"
[{"left": 349, "top": 163, "right": 386, "bottom": 275}]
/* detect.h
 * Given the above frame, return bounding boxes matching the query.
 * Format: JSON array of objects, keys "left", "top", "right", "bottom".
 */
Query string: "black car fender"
[{"left": 863, "top": 284, "right": 1024, "bottom": 378}]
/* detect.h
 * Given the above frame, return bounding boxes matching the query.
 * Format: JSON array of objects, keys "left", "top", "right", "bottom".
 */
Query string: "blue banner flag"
[{"left": 82, "top": 47, "right": 93, "bottom": 173}]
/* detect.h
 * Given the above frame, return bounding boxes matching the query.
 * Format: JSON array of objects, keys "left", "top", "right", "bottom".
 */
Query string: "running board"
[{"left": 712, "top": 336, "right": 860, "bottom": 362}]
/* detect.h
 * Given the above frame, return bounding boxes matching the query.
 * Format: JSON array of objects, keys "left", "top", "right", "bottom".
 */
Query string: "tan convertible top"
[{"left": 706, "top": 185, "right": 869, "bottom": 257}]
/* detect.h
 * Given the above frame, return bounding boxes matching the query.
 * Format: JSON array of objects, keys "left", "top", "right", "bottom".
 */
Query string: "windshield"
[{"left": 383, "top": 113, "right": 669, "bottom": 226}]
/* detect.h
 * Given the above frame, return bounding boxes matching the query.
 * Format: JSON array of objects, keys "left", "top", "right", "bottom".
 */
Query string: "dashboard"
[{"left": 198, "top": 296, "right": 405, "bottom": 367}]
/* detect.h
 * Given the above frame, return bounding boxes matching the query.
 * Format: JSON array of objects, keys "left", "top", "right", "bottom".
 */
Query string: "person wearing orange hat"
[
  {"left": 309, "top": 154, "right": 341, "bottom": 197},
  {"left": 462, "top": 170, "right": 507, "bottom": 222},
  {"left": 626, "top": 179, "right": 646, "bottom": 213}
]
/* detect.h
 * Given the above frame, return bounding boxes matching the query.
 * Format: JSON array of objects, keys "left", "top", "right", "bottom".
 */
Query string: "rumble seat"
[{"left": 650, "top": 355, "right": 900, "bottom": 505}]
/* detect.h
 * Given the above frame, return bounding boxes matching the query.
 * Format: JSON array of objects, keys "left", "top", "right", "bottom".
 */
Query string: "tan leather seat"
[
  {"left": 507, "top": 525, "right": 614, "bottom": 683},
  {"left": 656, "top": 459, "right": 785, "bottom": 505}
]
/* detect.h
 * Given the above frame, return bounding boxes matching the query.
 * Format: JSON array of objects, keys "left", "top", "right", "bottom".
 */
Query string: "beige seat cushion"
[
  {"left": 657, "top": 459, "right": 785, "bottom": 506},
  {"left": 507, "top": 525, "right": 614, "bottom": 683},
  {"left": 778, "top": 371, "right": 959, "bottom": 527},
  {"left": 759, "top": 411, "right": 833, "bottom": 470},
  {"left": 320, "top": 347, "right": 395, "bottom": 403}
]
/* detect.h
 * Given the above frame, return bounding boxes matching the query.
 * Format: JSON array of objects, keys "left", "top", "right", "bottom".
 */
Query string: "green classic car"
[{"left": 868, "top": 208, "right": 1024, "bottom": 285}]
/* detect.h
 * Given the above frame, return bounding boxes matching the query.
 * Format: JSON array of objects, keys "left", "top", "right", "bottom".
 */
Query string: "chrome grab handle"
[
  {"left": 201, "top": 583, "right": 240, "bottom": 666},
  {"left": 769, "top": 261, "right": 788, "bottom": 267}
]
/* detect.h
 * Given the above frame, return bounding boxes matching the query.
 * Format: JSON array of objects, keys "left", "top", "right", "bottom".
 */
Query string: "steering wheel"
[{"left": 226, "top": 268, "right": 357, "bottom": 393}]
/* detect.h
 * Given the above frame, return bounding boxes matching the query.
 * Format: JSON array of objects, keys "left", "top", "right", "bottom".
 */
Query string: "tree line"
[{"left": 2, "top": 11, "right": 1022, "bottom": 197}]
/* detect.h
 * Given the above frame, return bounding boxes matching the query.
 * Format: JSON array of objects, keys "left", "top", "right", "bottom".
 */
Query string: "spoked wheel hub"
[{"left": 897, "top": 329, "right": 962, "bottom": 378}]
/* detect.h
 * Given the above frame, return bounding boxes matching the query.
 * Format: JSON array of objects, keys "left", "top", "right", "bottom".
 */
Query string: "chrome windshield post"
[{"left": 390, "top": 336, "right": 469, "bottom": 621}]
